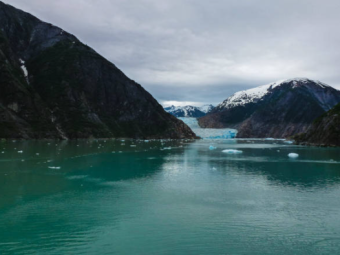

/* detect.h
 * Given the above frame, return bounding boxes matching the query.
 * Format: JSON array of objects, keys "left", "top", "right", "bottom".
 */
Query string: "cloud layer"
[{"left": 6, "top": 0, "right": 340, "bottom": 105}]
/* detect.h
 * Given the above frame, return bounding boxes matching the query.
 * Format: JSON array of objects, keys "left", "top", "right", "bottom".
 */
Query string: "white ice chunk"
[
  {"left": 48, "top": 166, "right": 61, "bottom": 169},
  {"left": 222, "top": 149, "right": 243, "bottom": 154},
  {"left": 288, "top": 153, "right": 299, "bottom": 158}
]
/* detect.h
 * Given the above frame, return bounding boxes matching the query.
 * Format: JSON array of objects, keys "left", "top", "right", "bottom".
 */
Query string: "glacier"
[{"left": 179, "top": 117, "right": 237, "bottom": 139}]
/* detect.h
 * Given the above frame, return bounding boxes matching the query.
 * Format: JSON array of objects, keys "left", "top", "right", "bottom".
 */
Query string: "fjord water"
[{"left": 1, "top": 139, "right": 340, "bottom": 254}]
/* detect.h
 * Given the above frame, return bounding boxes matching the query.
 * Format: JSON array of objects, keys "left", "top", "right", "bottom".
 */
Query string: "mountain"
[
  {"left": 0, "top": 2, "right": 196, "bottom": 139},
  {"left": 294, "top": 103, "right": 340, "bottom": 146},
  {"left": 164, "top": 104, "right": 214, "bottom": 118},
  {"left": 199, "top": 78, "right": 340, "bottom": 138},
  {"left": 199, "top": 104, "right": 215, "bottom": 114}
]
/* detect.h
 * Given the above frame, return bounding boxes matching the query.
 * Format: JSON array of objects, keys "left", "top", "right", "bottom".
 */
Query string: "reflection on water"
[{"left": 0, "top": 139, "right": 340, "bottom": 254}]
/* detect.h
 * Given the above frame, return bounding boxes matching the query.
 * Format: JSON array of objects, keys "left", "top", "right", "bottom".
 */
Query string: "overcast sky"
[{"left": 5, "top": 0, "right": 340, "bottom": 106}]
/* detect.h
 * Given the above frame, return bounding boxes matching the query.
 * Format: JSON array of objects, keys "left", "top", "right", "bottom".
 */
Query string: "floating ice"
[
  {"left": 288, "top": 153, "right": 299, "bottom": 158},
  {"left": 222, "top": 149, "right": 243, "bottom": 154},
  {"left": 284, "top": 141, "right": 294, "bottom": 144},
  {"left": 48, "top": 166, "right": 61, "bottom": 169},
  {"left": 18, "top": 151, "right": 23, "bottom": 153},
  {"left": 209, "top": 145, "right": 217, "bottom": 150}
]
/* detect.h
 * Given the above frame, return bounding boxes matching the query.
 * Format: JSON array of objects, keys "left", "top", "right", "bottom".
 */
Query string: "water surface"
[{"left": 0, "top": 139, "right": 340, "bottom": 254}]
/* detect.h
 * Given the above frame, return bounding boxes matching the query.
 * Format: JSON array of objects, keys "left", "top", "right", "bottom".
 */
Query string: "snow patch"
[
  {"left": 19, "top": 59, "right": 29, "bottom": 84},
  {"left": 200, "top": 104, "right": 215, "bottom": 113}
]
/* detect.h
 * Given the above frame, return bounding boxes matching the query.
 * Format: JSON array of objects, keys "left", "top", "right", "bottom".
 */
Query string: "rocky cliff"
[
  {"left": 295, "top": 103, "right": 340, "bottom": 146},
  {"left": 0, "top": 1, "right": 196, "bottom": 139},
  {"left": 199, "top": 78, "right": 340, "bottom": 138}
]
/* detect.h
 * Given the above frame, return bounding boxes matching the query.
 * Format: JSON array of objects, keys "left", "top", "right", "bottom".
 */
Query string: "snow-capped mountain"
[
  {"left": 164, "top": 104, "right": 215, "bottom": 117},
  {"left": 199, "top": 104, "right": 215, "bottom": 113},
  {"left": 215, "top": 78, "right": 332, "bottom": 111},
  {"left": 199, "top": 78, "right": 340, "bottom": 138}
]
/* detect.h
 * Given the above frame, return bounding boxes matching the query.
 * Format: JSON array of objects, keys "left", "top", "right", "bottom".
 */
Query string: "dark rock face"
[
  {"left": 199, "top": 79, "right": 340, "bottom": 138},
  {"left": 295, "top": 103, "right": 340, "bottom": 146},
  {"left": 0, "top": 2, "right": 196, "bottom": 139}
]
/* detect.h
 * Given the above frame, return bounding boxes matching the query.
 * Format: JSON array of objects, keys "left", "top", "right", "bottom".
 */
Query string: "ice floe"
[
  {"left": 222, "top": 149, "right": 243, "bottom": 154},
  {"left": 288, "top": 153, "right": 299, "bottom": 158}
]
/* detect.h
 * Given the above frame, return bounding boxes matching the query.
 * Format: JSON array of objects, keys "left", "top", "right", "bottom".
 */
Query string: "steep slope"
[
  {"left": 0, "top": 1, "right": 196, "bottom": 139},
  {"left": 164, "top": 104, "right": 214, "bottom": 117},
  {"left": 295, "top": 103, "right": 340, "bottom": 146},
  {"left": 199, "top": 78, "right": 340, "bottom": 138}
]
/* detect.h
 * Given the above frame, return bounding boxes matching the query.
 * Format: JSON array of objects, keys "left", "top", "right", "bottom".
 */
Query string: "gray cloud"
[{"left": 6, "top": 0, "right": 340, "bottom": 106}]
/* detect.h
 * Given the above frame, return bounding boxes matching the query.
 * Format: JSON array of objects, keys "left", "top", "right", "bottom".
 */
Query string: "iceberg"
[
  {"left": 222, "top": 149, "right": 243, "bottom": 154},
  {"left": 288, "top": 153, "right": 299, "bottom": 158},
  {"left": 209, "top": 145, "right": 217, "bottom": 150}
]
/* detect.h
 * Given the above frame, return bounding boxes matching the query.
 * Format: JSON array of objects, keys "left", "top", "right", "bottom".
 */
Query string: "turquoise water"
[{"left": 1, "top": 139, "right": 340, "bottom": 254}]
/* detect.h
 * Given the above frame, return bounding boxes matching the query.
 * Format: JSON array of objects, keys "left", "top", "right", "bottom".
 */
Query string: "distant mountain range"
[
  {"left": 199, "top": 78, "right": 340, "bottom": 138},
  {"left": 0, "top": 2, "right": 196, "bottom": 139},
  {"left": 164, "top": 105, "right": 214, "bottom": 118}
]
